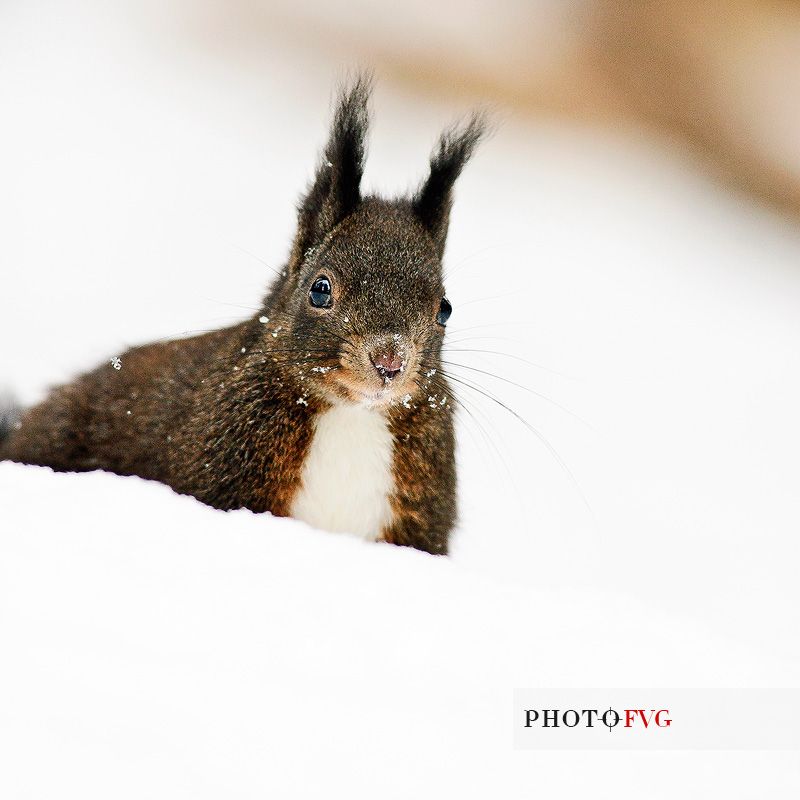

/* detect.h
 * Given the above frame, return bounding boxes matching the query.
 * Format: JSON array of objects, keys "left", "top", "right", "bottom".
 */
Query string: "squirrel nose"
[{"left": 372, "top": 351, "right": 404, "bottom": 381}]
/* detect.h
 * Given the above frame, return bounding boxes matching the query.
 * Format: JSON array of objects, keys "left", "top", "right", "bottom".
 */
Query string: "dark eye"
[
  {"left": 436, "top": 296, "right": 452, "bottom": 326},
  {"left": 309, "top": 276, "right": 332, "bottom": 308}
]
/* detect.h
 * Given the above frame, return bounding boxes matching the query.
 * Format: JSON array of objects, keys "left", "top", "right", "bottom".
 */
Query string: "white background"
[{"left": 1, "top": 1, "right": 799, "bottom": 796}]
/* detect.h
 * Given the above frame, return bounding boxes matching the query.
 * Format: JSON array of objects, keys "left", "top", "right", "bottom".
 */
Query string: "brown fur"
[{"left": 0, "top": 77, "right": 484, "bottom": 555}]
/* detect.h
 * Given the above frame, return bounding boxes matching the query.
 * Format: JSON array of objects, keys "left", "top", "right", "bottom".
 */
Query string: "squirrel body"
[{"left": 0, "top": 78, "right": 484, "bottom": 555}]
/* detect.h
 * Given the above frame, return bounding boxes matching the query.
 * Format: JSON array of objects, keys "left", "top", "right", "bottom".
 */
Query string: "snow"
[
  {"left": 3, "top": 463, "right": 798, "bottom": 798},
  {"left": 1, "top": 1, "right": 800, "bottom": 797}
]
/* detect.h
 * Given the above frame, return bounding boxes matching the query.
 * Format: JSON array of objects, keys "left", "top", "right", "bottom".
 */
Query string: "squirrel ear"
[
  {"left": 289, "top": 75, "right": 372, "bottom": 273},
  {"left": 413, "top": 112, "right": 486, "bottom": 259}
]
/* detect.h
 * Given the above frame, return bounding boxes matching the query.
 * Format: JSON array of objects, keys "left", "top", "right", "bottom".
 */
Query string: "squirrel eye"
[
  {"left": 436, "top": 296, "right": 452, "bottom": 326},
  {"left": 309, "top": 276, "right": 332, "bottom": 309}
]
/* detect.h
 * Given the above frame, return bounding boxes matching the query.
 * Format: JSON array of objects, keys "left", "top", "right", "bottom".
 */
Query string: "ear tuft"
[
  {"left": 413, "top": 111, "right": 487, "bottom": 258},
  {"left": 323, "top": 73, "right": 371, "bottom": 219},
  {"left": 289, "top": 74, "right": 372, "bottom": 272}
]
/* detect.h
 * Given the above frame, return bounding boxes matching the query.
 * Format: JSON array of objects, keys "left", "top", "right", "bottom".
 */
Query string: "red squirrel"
[{"left": 0, "top": 77, "right": 485, "bottom": 555}]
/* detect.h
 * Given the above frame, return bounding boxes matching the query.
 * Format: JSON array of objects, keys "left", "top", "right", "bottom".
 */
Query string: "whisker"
[
  {"left": 442, "top": 242, "right": 512, "bottom": 282},
  {"left": 198, "top": 297, "right": 261, "bottom": 313},
  {"left": 421, "top": 373, "right": 524, "bottom": 510},
  {"left": 438, "top": 359, "right": 591, "bottom": 428},
  {"left": 226, "top": 241, "right": 284, "bottom": 278},
  {"left": 452, "top": 291, "right": 517, "bottom": 309},
  {"left": 440, "top": 348, "right": 574, "bottom": 379},
  {"left": 426, "top": 364, "right": 593, "bottom": 516}
]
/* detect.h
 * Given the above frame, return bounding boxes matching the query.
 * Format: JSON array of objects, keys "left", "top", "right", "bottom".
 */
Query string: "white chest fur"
[{"left": 290, "top": 403, "right": 396, "bottom": 540}]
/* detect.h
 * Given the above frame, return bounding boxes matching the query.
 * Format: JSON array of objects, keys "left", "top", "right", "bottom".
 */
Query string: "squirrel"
[{"left": 0, "top": 76, "right": 485, "bottom": 555}]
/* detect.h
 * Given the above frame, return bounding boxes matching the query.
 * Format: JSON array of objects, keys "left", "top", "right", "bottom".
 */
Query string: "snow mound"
[{"left": 1, "top": 462, "right": 798, "bottom": 797}]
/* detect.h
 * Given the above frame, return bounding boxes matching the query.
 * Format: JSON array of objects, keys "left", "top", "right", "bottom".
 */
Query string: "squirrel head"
[{"left": 271, "top": 75, "right": 486, "bottom": 408}]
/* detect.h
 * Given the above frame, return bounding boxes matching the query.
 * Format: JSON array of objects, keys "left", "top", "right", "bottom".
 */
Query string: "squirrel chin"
[
  {"left": 352, "top": 391, "right": 395, "bottom": 410},
  {"left": 324, "top": 378, "right": 407, "bottom": 410},
  {"left": 341, "top": 388, "right": 397, "bottom": 410}
]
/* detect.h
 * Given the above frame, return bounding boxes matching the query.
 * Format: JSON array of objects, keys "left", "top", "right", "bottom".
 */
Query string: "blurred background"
[
  {"left": 2, "top": 0, "right": 800, "bottom": 665},
  {"left": 185, "top": 0, "right": 800, "bottom": 213}
]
